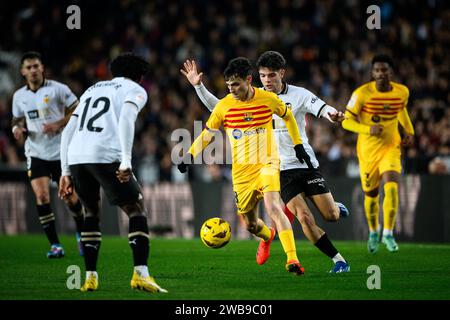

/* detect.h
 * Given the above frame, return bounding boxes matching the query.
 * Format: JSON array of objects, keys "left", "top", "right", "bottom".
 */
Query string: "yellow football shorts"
[
  {"left": 358, "top": 145, "right": 402, "bottom": 192},
  {"left": 233, "top": 162, "right": 280, "bottom": 215}
]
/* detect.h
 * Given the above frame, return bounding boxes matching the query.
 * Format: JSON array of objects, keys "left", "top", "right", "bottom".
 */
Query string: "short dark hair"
[
  {"left": 21, "top": 51, "right": 42, "bottom": 65},
  {"left": 372, "top": 54, "right": 394, "bottom": 69},
  {"left": 110, "top": 52, "right": 150, "bottom": 82},
  {"left": 256, "top": 51, "right": 286, "bottom": 70},
  {"left": 223, "top": 57, "right": 252, "bottom": 80}
]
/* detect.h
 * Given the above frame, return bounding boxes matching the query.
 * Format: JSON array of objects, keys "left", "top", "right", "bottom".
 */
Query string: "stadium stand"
[{"left": 0, "top": 0, "right": 449, "bottom": 183}]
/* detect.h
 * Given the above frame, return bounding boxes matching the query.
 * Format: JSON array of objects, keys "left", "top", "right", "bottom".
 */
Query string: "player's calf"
[
  {"left": 81, "top": 216, "right": 102, "bottom": 271},
  {"left": 127, "top": 214, "right": 167, "bottom": 294},
  {"left": 283, "top": 206, "right": 296, "bottom": 225},
  {"left": 66, "top": 199, "right": 85, "bottom": 256},
  {"left": 128, "top": 215, "right": 150, "bottom": 267},
  {"left": 37, "top": 203, "right": 61, "bottom": 253}
]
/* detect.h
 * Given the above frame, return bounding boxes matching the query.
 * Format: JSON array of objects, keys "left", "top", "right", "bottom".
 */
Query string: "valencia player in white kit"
[
  {"left": 59, "top": 53, "right": 167, "bottom": 293},
  {"left": 11, "top": 51, "right": 85, "bottom": 259}
]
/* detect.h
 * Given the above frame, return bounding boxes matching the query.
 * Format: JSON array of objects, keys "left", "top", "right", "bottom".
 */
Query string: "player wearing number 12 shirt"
[{"left": 59, "top": 53, "right": 167, "bottom": 294}]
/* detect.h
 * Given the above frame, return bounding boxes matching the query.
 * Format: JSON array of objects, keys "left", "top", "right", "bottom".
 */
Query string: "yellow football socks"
[
  {"left": 278, "top": 229, "right": 298, "bottom": 262},
  {"left": 364, "top": 195, "right": 380, "bottom": 232},
  {"left": 255, "top": 224, "right": 271, "bottom": 241},
  {"left": 383, "top": 182, "right": 398, "bottom": 231}
]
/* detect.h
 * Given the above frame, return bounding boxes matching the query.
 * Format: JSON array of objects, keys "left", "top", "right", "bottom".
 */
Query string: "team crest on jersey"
[
  {"left": 372, "top": 115, "right": 381, "bottom": 123},
  {"left": 232, "top": 129, "right": 242, "bottom": 139},
  {"left": 43, "top": 95, "right": 50, "bottom": 104},
  {"left": 243, "top": 112, "right": 253, "bottom": 121}
]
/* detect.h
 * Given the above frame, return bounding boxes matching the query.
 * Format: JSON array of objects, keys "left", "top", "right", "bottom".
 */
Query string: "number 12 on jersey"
[{"left": 79, "top": 97, "right": 110, "bottom": 132}]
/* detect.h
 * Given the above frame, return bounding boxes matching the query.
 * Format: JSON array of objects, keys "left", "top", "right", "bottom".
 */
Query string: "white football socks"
[
  {"left": 134, "top": 265, "right": 150, "bottom": 278},
  {"left": 332, "top": 253, "right": 346, "bottom": 264}
]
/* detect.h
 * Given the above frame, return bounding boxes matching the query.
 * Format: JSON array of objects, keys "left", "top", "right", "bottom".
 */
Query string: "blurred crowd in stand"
[{"left": 0, "top": 0, "right": 449, "bottom": 184}]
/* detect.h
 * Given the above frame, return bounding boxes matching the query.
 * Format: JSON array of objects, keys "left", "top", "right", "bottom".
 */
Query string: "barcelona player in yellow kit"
[
  {"left": 342, "top": 54, "right": 415, "bottom": 253},
  {"left": 178, "top": 57, "right": 313, "bottom": 274}
]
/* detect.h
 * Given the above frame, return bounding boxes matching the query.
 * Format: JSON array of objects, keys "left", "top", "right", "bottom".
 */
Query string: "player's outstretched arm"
[
  {"left": 58, "top": 176, "right": 73, "bottom": 199},
  {"left": 179, "top": 101, "right": 223, "bottom": 173},
  {"left": 43, "top": 101, "right": 79, "bottom": 135},
  {"left": 281, "top": 107, "right": 314, "bottom": 169},
  {"left": 59, "top": 115, "right": 77, "bottom": 199},
  {"left": 178, "top": 128, "right": 216, "bottom": 173},
  {"left": 341, "top": 110, "right": 373, "bottom": 134},
  {"left": 301, "top": 88, "right": 344, "bottom": 123},
  {"left": 397, "top": 107, "right": 415, "bottom": 146},
  {"left": 11, "top": 116, "right": 27, "bottom": 140},
  {"left": 180, "top": 59, "right": 219, "bottom": 112},
  {"left": 318, "top": 105, "right": 345, "bottom": 123},
  {"left": 117, "top": 102, "right": 139, "bottom": 183},
  {"left": 327, "top": 110, "right": 345, "bottom": 122},
  {"left": 180, "top": 60, "right": 203, "bottom": 86}
]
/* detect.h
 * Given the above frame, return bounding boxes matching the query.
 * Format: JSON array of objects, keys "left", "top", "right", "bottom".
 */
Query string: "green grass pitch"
[{"left": 1, "top": 235, "right": 449, "bottom": 300}]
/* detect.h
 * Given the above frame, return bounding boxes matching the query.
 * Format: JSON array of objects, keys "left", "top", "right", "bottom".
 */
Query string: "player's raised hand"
[
  {"left": 180, "top": 60, "right": 203, "bottom": 86},
  {"left": 58, "top": 175, "right": 73, "bottom": 199},
  {"left": 370, "top": 124, "right": 383, "bottom": 136},
  {"left": 328, "top": 111, "right": 345, "bottom": 123}
]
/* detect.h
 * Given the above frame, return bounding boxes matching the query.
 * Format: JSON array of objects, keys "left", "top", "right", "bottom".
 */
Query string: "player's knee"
[
  {"left": 120, "top": 201, "right": 146, "bottom": 217},
  {"left": 83, "top": 202, "right": 100, "bottom": 217},
  {"left": 323, "top": 207, "right": 339, "bottom": 222},
  {"left": 35, "top": 193, "right": 50, "bottom": 204},
  {"left": 365, "top": 188, "right": 379, "bottom": 198}
]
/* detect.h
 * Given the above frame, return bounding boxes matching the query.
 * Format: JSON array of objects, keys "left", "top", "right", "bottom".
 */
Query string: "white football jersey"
[
  {"left": 12, "top": 79, "right": 78, "bottom": 161},
  {"left": 272, "top": 84, "right": 326, "bottom": 171},
  {"left": 67, "top": 77, "right": 147, "bottom": 165}
]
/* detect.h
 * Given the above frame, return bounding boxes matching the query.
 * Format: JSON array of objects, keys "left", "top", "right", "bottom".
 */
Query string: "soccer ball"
[{"left": 200, "top": 217, "right": 231, "bottom": 249}]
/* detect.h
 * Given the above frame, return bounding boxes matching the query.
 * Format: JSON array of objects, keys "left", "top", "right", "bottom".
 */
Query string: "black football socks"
[
  {"left": 81, "top": 216, "right": 101, "bottom": 271},
  {"left": 128, "top": 215, "right": 150, "bottom": 266},
  {"left": 37, "top": 203, "right": 60, "bottom": 245}
]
